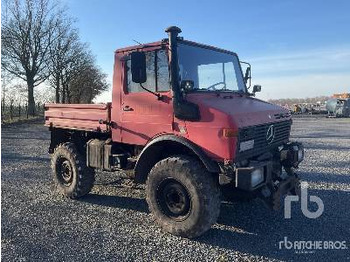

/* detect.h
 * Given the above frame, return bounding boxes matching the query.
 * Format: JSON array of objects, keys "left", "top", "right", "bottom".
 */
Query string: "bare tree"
[
  {"left": 48, "top": 30, "right": 108, "bottom": 104},
  {"left": 1, "top": 0, "right": 62, "bottom": 115},
  {"left": 68, "top": 54, "right": 109, "bottom": 103},
  {"left": 55, "top": 40, "right": 89, "bottom": 103},
  {"left": 47, "top": 15, "right": 108, "bottom": 104},
  {"left": 35, "top": 85, "right": 55, "bottom": 104},
  {"left": 1, "top": 68, "right": 14, "bottom": 106},
  {"left": 48, "top": 12, "right": 80, "bottom": 103},
  {"left": 60, "top": 47, "right": 92, "bottom": 103}
]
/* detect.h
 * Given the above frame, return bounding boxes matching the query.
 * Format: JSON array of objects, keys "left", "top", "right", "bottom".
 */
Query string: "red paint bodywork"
[
  {"left": 45, "top": 103, "right": 111, "bottom": 132},
  {"left": 45, "top": 40, "right": 291, "bottom": 162},
  {"left": 183, "top": 93, "right": 290, "bottom": 161}
]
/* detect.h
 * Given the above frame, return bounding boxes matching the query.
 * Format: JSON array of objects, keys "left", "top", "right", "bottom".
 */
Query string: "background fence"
[{"left": 1, "top": 100, "right": 45, "bottom": 123}]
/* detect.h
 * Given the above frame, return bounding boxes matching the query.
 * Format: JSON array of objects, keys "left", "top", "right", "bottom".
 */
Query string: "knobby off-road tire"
[
  {"left": 51, "top": 142, "right": 95, "bottom": 199},
  {"left": 146, "top": 155, "right": 221, "bottom": 238}
]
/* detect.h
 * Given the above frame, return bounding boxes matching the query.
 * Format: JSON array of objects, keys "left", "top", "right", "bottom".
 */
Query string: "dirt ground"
[{"left": 1, "top": 117, "right": 349, "bottom": 261}]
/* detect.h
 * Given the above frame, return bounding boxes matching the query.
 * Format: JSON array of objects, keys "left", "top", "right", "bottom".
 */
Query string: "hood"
[{"left": 187, "top": 93, "right": 291, "bottom": 128}]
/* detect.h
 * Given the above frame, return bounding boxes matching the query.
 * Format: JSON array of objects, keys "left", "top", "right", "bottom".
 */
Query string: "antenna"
[{"left": 132, "top": 39, "right": 143, "bottom": 45}]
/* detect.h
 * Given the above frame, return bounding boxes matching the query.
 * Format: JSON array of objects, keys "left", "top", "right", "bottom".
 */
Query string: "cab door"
[{"left": 120, "top": 49, "right": 173, "bottom": 145}]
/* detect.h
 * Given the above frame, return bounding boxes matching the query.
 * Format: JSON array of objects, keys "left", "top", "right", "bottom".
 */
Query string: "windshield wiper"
[{"left": 194, "top": 88, "right": 246, "bottom": 95}]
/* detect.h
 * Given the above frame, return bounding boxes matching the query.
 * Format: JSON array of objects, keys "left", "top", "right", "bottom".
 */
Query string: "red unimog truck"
[{"left": 45, "top": 26, "right": 304, "bottom": 238}]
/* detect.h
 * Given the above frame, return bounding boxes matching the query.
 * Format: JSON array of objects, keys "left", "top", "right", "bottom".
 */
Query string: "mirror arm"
[
  {"left": 240, "top": 61, "right": 252, "bottom": 89},
  {"left": 139, "top": 83, "right": 163, "bottom": 100}
]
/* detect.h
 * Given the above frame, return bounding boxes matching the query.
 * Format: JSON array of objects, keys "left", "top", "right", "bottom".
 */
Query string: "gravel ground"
[{"left": 1, "top": 117, "right": 349, "bottom": 261}]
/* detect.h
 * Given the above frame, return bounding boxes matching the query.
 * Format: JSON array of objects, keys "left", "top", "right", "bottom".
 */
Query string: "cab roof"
[{"left": 115, "top": 39, "right": 238, "bottom": 57}]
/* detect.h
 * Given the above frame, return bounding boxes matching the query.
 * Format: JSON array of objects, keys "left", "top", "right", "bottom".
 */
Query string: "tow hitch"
[{"left": 259, "top": 172, "right": 301, "bottom": 210}]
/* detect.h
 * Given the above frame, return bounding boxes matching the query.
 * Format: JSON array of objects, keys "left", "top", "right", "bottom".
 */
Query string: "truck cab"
[{"left": 45, "top": 26, "right": 304, "bottom": 238}]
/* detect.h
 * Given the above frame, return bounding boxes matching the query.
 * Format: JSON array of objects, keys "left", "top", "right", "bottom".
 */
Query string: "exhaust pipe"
[
  {"left": 165, "top": 26, "right": 200, "bottom": 121},
  {"left": 165, "top": 26, "right": 182, "bottom": 102}
]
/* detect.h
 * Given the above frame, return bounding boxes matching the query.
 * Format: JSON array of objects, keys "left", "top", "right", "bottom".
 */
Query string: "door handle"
[{"left": 123, "top": 105, "right": 134, "bottom": 111}]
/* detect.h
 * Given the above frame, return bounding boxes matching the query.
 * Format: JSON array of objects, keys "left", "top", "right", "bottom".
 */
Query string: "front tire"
[
  {"left": 51, "top": 142, "right": 95, "bottom": 199},
  {"left": 146, "top": 155, "right": 221, "bottom": 238}
]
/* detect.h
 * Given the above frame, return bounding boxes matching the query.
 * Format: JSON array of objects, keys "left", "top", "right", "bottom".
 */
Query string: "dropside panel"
[{"left": 44, "top": 103, "right": 111, "bottom": 132}]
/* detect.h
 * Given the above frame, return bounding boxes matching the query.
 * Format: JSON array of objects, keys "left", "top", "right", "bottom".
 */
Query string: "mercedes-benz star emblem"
[{"left": 266, "top": 125, "right": 275, "bottom": 144}]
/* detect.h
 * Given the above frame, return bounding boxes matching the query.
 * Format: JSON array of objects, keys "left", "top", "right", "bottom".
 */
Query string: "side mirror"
[
  {"left": 240, "top": 61, "right": 251, "bottom": 89},
  {"left": 252, "top": 85, "right": 261, "bottom": 94},
  {"left": 131, "top": 52, "right": 146, "bottom": 83},
  {"left": 180, "top": 80, "right": 194, "bottom": 93},
  {"left": 244, "top": 67, "right": 251, "bottom": 85}
]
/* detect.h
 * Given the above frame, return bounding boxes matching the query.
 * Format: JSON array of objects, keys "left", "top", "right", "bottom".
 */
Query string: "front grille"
[{"left": 235, "top": 120, "right": 291, "bottom": 161}]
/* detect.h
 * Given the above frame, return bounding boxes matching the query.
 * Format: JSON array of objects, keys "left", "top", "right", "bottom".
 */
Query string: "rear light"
[{"left": 222, "top": 128, "right": 238, "bottom": 138}]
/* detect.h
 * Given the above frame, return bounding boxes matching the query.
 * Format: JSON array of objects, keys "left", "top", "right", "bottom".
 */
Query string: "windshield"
[{"left": 178, "top": 43, "right": 246, "bottom": 92}]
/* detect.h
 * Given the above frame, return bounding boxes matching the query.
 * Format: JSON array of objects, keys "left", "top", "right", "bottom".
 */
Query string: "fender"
[{"left": 134, "top": 134, "right": 220, "bottom": 183}]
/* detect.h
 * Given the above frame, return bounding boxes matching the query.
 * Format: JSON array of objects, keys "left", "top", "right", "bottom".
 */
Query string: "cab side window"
[
  {"left": 127, "top": 52, "right": 156, "bottom": 93},
  {"left": 156, "top": 49, "right": 171, "bottom": 92},
  {"left": 126, "top": 49, "right": 170, "bottom": 93}
]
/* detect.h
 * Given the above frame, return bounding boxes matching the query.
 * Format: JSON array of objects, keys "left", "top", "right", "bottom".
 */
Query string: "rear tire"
[
  {"left": 51, "top": 142, "right": 95, "bottom": 199},
  {"left": 146, "top": 155, "right": 221, "bottom": 238}
]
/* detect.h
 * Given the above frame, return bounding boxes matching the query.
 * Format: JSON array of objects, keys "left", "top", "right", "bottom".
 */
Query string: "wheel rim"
[
  {"left": 156, "top": 178, "right": 191, "bottom": 221},
  {"left": 57, "top": 158, "right": 73, "bottom": 186}
]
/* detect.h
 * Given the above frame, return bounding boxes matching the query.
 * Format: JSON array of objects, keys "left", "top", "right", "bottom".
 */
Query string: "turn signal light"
[{"left": 222, "top": 128, "right": 238, "bottom": 138}]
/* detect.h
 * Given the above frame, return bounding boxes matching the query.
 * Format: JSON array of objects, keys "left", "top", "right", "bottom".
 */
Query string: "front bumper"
[
  {"left": 228, "top": 142, "right": 304, "bottom": 210},
  {"left": 234, "top": 142, "right": 304, "bottom": 191}
]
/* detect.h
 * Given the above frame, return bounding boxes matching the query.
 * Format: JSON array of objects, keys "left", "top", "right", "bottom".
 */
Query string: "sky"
[{"left": 62, "top": 0, "right": 350, "bottom": 102}]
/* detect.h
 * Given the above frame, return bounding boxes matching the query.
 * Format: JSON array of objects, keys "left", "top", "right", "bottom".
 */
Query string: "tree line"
[
  {"left": 268, "top": 96, "right": 330, "bottom": 107},
  {"left": 1, "top": 0, "right": 109, "bottom": 116}
]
